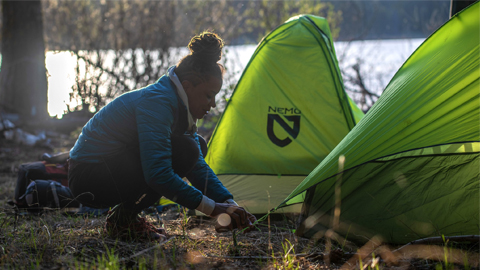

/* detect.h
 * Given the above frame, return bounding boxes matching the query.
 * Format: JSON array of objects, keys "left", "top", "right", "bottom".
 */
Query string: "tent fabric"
[
  {"left": 205, "top": 15, "right": 363, "bottom": 214},
  {"left": 279, "top": 2, "right": 480, "bottom": 244}
]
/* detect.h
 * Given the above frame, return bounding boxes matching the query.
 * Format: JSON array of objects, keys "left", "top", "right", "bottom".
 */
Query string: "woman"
[{"left": 68, "top": 31, "right": 256, "bottom": 241}]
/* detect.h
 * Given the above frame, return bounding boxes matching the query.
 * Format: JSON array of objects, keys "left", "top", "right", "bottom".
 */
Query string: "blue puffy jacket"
[{"left": 70, "top": 71, "right": 232, "bottom": 210}]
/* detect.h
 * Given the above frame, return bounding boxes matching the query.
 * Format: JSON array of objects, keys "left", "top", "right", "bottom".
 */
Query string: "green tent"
[
  {"left": 279, "top": 2, "right": 480, "bottom": 244},
  {"left": 206, "top": 15, "right": 363, "bottom": 214}
]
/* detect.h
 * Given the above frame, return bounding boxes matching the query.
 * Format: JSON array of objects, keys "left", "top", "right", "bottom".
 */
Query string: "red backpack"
[{"left": 13, "top": 152, "right": 79, "bottom": 211}]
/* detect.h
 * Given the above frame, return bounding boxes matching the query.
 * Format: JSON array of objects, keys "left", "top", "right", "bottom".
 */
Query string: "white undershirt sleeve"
[{"left": 195, "top": 195, "right": 216, "bottom": 216}]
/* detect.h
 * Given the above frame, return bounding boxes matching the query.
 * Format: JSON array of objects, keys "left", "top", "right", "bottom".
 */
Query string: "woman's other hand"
[{"left": 211, "top": 203, "right": 257, "bottom": 233}]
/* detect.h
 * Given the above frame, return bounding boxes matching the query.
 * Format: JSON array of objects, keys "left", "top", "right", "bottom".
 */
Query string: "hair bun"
[{"left": 188, "top": 31, "right": 224, "bottom": 63}]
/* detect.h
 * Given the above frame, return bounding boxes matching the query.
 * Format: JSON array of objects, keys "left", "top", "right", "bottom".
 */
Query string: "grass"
[{"left": 0, "top": 143, "right": 479, "bottom": 269}]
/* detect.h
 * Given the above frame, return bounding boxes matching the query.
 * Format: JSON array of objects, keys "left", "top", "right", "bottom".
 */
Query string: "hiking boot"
[
  {"left": 137, "top": 217, "right": 167, "bottom": 236},
  {"left": 104, "top": 214, "right": 167, "bottom": 242}
]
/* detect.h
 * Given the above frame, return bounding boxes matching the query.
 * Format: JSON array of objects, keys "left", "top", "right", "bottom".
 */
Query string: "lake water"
[{"left": 46, "top": 38, "right": 424, "bottom": 118}]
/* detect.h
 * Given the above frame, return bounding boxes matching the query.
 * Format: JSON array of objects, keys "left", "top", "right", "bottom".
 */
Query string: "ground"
[{"left": 0, "top": 139, "right": 478, "bottom": 269}]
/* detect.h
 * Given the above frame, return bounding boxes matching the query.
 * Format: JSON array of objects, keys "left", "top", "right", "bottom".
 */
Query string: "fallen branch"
[
  {"left": 205, "top": 251, "right": 354, "bottom": 261},
  {"left": 206, "top": 253, "right": 316, "bottom": 260},
  {"left": 119, "top": 237, "right": 174, "bottom": 262},
  {"left": 393, "top": 235, "right": 480, "bottom": 252},
  {"left": 206, "top": 255, "right": 287, "bottom": 260},
  {"left": 393, "top": 244, "right": 479, "bottom": 268}
]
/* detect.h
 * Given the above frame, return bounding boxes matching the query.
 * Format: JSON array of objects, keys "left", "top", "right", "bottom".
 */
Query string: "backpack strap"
[{"left": 50, "top": 182, "right": 61, "bottom": 208}]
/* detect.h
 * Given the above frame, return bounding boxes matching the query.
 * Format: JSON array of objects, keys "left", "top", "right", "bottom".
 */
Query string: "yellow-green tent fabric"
[
  {"left": 279, "top": 2, "right": 480, "bottom": 244},
  {"left": 206, "top": 15, "right": 363, "bottom": 214}
]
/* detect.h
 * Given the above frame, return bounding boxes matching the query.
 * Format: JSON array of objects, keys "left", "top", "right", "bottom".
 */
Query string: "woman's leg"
[
  {"left": 69, "top": 149, "right": 161, "bottom": 224},
  {"left": 69, "top": 149, "right": 167, "bottom": 240},
  {"left": 69, "top": 135, "right": 201, "bottom": 221}
]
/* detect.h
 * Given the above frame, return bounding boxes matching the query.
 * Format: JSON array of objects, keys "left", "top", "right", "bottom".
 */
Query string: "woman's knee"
[{"left": 68, "top": 159, "right": 119, "bottom": 208}]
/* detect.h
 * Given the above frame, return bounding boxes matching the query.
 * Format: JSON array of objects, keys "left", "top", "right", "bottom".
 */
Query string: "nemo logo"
[{"left": 266, "top": 107, "right": 301, "bottom": 147}]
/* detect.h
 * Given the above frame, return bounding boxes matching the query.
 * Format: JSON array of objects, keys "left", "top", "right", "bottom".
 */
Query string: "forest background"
[{"left": 0, "top": 0, "right": 452, "bottom": 138}]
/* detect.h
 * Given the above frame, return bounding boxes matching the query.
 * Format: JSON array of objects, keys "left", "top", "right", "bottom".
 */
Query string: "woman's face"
[{"left": 182, "top": 77, "right": 222, "bottom": 120}]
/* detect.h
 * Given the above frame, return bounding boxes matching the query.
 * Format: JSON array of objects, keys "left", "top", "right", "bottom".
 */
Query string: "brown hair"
[{"left": 175, "top": 31, "right": 225, "bottom": 85}]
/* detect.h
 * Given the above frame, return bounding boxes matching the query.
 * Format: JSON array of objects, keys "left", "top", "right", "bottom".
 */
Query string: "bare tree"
[
  {"left": 40, "top": 0, "right": 343, "bottom": 137},
  {"left": 341, "top": 60, "right": 381, "bottom": 112},
  {"left": 241, "top": 0, "right": 342, "bottom": 41},
  {"left": 43, "top": 0, "right": 177, "bottom": 114},
  {"left": 337, "top": 38, "right": 426, "bottom": 113}
]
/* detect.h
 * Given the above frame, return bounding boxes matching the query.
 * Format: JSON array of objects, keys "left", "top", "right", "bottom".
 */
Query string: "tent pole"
[{"left": 295, "top": 187, "right": 315, "bottom": 237}]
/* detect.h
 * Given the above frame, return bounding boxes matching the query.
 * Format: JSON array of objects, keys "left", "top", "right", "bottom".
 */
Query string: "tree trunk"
[
  {"left": 450, "top": 0, "right": 477, "bottom": 17},
  {"left": 0, "top": 0, "right": 48, "bottom": 124}
]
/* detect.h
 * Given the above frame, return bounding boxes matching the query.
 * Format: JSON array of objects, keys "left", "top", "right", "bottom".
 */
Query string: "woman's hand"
[{"left": 211, "top": 203, "right": 257, "bottom": 233}]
